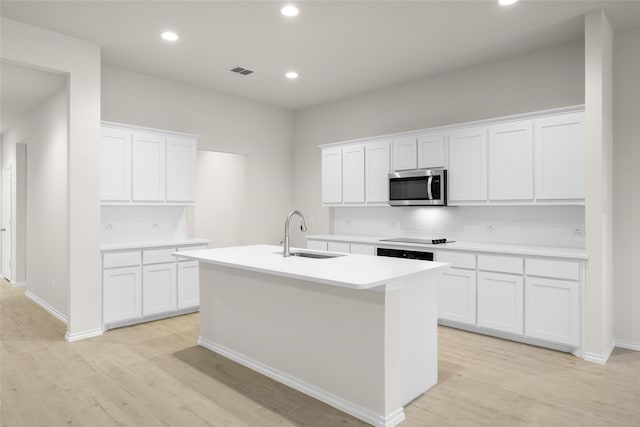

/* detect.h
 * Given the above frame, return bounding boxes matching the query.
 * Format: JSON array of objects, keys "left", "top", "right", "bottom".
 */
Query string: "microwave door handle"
[{"left": 427, "top": 176, "right": 433, "bottom": 200}]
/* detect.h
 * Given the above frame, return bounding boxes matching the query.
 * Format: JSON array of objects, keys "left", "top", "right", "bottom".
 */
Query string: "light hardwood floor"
[{"left": 1, "top": 279, "right": 639, "bottom": 427}]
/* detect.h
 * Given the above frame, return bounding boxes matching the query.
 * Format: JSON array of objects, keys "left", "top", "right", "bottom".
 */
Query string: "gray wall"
[
  {"left": 613, "top": 26, "right": 640, "bottom": 348},
  {"left": 292, "top": 41, "right": 585, "bottom": 246},
  {"left": 101, "top": 66, "right": 294, "bottom": 246}
]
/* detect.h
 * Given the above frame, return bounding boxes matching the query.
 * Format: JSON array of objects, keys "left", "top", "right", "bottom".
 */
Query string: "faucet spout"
[{"left": 283, "top": 210, "right": 308, "bottom": 257}]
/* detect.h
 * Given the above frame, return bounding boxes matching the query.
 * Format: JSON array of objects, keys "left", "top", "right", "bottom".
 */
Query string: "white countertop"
[
  {"left": 101, "top": 238, "right": 209, "bottom": 252},
  {"left": 307, "top": 234, "right": 587, "bottom": 259},
  {"left": 173, "top": 244, "right": 449, "bottom": 290}
]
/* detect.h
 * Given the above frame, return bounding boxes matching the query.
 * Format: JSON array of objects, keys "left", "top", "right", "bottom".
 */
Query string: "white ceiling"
[
  {"left": 0, "top": 62, "right": 67, "bottom": 134},
  {"left": 2, "top": 1, "right": 640, "bottom": 111}
]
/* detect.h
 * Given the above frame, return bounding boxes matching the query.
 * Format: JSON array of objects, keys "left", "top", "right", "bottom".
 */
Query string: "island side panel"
[
  {"left": 198, "top": 263, "right": 388, "bottom": 417},
  {"left": 397, "top": 271, "right": 439, "bottom": 407}
]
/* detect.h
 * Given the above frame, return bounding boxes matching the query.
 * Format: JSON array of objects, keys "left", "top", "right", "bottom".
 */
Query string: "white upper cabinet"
[
  {"left": 101, "top": 123, "right": 197, "bottom": 205},
  {"left": 488, "top": 120, "right": 534, "bottom": 201},
  {"left": 392, "top": 137, "right": 418, "bottom": 171},
  {"left": 132, "top": 132, "right": 166, "bottom": 202},
  {"left": 534, "top": 112, "right": 585, "bottom": 200},
  {"left": 101, "top": 127, "right": 132, "bottom": 202},
  {"left": 320, "top": 107, "right": 584, "bottom": 208},
  {"left": 365, "top": 141, "right": 391, "bottom": 204},
  {"left": 321, "top": 147, "right": 343, "bottom": 205},
  {"left": 417, "top": 133, "right": 446, "bottom": 169},
  {"left": 342, "top": 145, "right": 366, "bottom": 203},
  {"left": 448, "top": 127, "right": 488, "bottom": 203},
  {"left": 166, "top": 137, "right": 197, "bottom": 202}
]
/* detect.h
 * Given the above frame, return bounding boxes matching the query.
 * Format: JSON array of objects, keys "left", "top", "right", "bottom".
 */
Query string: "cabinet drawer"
[
  {"left": 327, "top": 241, "right": 350, "bottom": 253},
  {"left": 526, "top": 258, "right": 580, "bottom": 281},
  {"left": 143, "top": 248, "right": 178, "bottom": 264},
  {"left": 103, "top": 251, "right": 141, "bottom": 269},
  {"left": 307, "top": 240, "right": 328, "bottom": 251},
  {"left": 178, "top": 244, "right": 208, "bottom": 252},
  {"left": 478, "top": 254, "right": 523, "bottom": 274},
  {"left": 350, "top": 243, "right": 376, "bottom": 256},
  {"left": 436, "top": 251, "right": 476, "bottom": 269}
]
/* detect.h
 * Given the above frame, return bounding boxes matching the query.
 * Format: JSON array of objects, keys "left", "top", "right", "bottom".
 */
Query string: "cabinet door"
[
  {"left": 177, "top": 261, "right": 200, "bottom": 309},
  {"left": 142, "top": 262, "right": 177, "bottom": 316},
  {"left": 392, "top": 137, "right": 417, "bottom": 171},
  {"left": 342, "top": 145, "right": 365, "bottom": 203},
  {"left": 350, "top": 243, "right": 376, "bottom": 256},
  {"left": 307, "top": 240, "right": 328, "bottom": 251},
  {"left": 477, "top": 271, "right": 523, "bottom": 334},
  {"left": 488, "top": 120, "right": 533, "bottom": 201},
  {"left": 525, "top": 277, "right": 579, "bottom": 346},
  {"left": 534, "top": 112, "right": 585, "bottom": 200},
  {"left": 438, "top": 268, "right": 477, "bottom": 325},
  {"left": 132, "top": 132, "right": 166, "bottom": 201},
  {"left": 417, "top": 133, "right": 446, "bottom": 169},
  {"left": 103, "top": 266, "right": 141, "bottom": 324},
  {"left": 365, "top": 141, "right": 390, "bottom": 204},
  {"left": 101, "top": 127, "right": 132, "bottom": 201},
  {"left": 327, "top": 241, "right": 350, "bottom": 253},
  {"left": 321, "top": 147, "right": 343, "bottom": 204},
  {"left": 166, "top": 137, "right": 197, "bottom": 202},
  {"left": 448, "top": 127, "right": 488, "bottom": 202}
]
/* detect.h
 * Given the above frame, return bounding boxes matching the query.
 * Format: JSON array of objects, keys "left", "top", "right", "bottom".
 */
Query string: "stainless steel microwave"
[{"left": 388, "top": 169, "right": 447, "bottom": 206}]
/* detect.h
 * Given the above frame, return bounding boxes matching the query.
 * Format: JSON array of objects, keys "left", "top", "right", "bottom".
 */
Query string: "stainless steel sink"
[{"left": 289, "top": 251, "right": 344, "bottom": 259}]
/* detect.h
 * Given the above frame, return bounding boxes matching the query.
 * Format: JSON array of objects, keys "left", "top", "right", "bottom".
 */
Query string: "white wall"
[
  {"left": 101, "top": 66, "right": 293, "bottom": 246},
  {"left": 1, "top": 88, "right": 69, "bottom": 318},
  {"left": 334, "top": 206, "right": 585, "bottom": 248},
  {"left": 194, "top": 151, "right": 247, "bottom": 248},
  {"left": 101, "top": 206, "right": 189, "bottom": 244},
  {"left": 613, "top": 26, "right": 640, "bottom": 349},
  {"left": 292, "top": 41, "right": 585, "bottom": 247},
  {"left": 1, "top": 17, "right": 102, "bottom": 341}
]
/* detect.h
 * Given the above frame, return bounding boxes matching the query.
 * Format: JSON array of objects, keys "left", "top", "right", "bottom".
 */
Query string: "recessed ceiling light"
[
  {"left": 161, "top": 31, "right": 179, "bottom": 41},
  {"left": 280, "top": 5, "right": 299, "bottom": 17},
  {"left": 285, "top": 71, "right": 298, "bottom": 79},
  {"left": 498, "top": 0, "right": 518, "bottom": 5}
]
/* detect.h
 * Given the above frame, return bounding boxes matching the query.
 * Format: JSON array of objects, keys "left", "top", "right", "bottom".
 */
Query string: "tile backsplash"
[
  {"left": 333, "top": 205, "right": 585, "bottom": 248},
  {"left": 101, "top": 206, "right": 190, "bottom": 243}
]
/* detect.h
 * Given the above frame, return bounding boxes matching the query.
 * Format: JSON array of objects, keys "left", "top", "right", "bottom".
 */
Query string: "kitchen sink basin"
[{"left": 290, "top": 251, "right": 344, "bottom": 259}]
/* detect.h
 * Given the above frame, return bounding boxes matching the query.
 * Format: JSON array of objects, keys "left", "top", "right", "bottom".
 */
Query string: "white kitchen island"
[{"left": 174, "top": 245, "right": 449, "bottom": 427}]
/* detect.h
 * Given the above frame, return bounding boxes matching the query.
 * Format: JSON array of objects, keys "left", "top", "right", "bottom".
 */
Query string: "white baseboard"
[
  {"left": 198, "top": 337, "right": 405, "bottom": 427},
  {"left": 583, "top": 340, "right": 616, "bottom": 364},
  {"left": 12, "top": 281, "right": 26, "bottom": 288},
  {"left": 65, "top": 328, "right": 103, "bottom": 342},
  {"left": 615, "top": 339, "right": 640, "bottom": 352},
  {"left": 25, "top": 290, "right": 68, "bottom": 325}
]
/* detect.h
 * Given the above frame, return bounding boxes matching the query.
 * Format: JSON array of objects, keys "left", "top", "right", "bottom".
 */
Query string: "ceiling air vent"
[{"left": 230, "top": 66, "right": 254, "bottom": 76}]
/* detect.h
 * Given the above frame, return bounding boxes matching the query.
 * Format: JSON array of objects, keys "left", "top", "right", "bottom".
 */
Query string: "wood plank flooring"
[{"left": 1, "top": 279, "right": 639, "bottom": 426}]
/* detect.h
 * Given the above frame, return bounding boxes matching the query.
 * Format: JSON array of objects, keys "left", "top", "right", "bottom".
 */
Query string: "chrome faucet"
[{"left": 283, "top": 210, "right": 308, "bottom": 257}]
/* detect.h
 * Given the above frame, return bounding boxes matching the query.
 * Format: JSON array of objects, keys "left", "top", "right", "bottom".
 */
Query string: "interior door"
[{"left": 2, "top": 167, "right": 12, "bottom": 281}]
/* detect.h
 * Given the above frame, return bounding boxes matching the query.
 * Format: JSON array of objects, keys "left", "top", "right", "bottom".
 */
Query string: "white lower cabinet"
[
  {"left": 103, "top": 266, "right": 142, "bottom": 323},
  {"left": 307, "top": 240, "right": 328, "bottom": 251},
  {"left": 327, "top": 241, "right": 350, "bottom": 253},
  {"left": 438, "top": 268, "right": 476, "bottom": 325},
  {"left": 178, "top": 261, "right": 200, "bottom": 309},
  {"left": 350, "top": 243, "right": 376, "bottom": 256},
  {"left": 477, "top": 271, "right": 524, "bottom": 335},
  {"left": 142, "top": 262, "right": 177, "bottom": 316},
  {"left": 102, "top": 243, "right": 205, "bottom": 329},
  {"left": 525, "top": 277, "right": 579, "bottom": 346}
]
